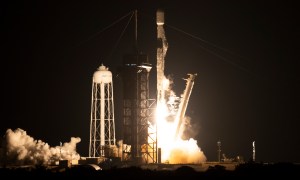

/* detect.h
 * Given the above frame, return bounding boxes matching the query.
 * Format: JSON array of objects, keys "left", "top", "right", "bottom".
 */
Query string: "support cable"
[
  {"left": 77, "top": 11, "right": 134, "bottom": 47},
  {"left": 104, "top": 11, "right": 135, "bottom": 62},
  {"left": 166, "top": 24, "right": 255, "bottom": 76}
]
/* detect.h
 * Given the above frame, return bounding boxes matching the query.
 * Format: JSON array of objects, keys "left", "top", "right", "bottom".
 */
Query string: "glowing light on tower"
[{"left": 89, "top": 64, "right": 116, "bottom": 157}]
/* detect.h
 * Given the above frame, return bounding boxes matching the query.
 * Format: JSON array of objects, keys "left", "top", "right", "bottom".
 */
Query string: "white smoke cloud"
[{"left": 1, "top": 128, "right": 81, "bottom": 166}]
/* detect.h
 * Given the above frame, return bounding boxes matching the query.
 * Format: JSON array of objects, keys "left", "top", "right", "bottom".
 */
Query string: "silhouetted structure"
[
  {"left": 0, "top": 162, "right": 299, "bottom": 178},
  {"left": 119, "top": 11, "right": 156, "bottom": 164}
]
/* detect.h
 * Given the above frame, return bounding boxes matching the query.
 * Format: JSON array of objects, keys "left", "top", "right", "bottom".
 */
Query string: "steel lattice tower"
[
  {"left": 117, "top": 10, "right": 157, "bottom": 164},
  {"left": 121, "top": 54, "right": 156, "bottom": 164},
  {"left": 89, "top": 64, "right": 116, "bottom": 157}
]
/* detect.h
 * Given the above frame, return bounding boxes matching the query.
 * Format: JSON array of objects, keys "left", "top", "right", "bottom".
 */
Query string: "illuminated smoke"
[
  {"left": 169, "top": 138, "right": 206, "bottom": 164},
  {"left": 1, "top": 128, "right": 81, "bottom": 166},
  {"left": 155, "top": 76, "right": 206, "bottom": 164},
  {"left": 155, "top": 9, "right": 205, "bottom": 164},
  {"left": 181, "top": 116, "right": 199, "bottom": 140}
]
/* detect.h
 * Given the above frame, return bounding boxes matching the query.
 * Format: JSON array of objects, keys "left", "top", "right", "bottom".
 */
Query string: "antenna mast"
[
  {"left": 217, "top": 140, "right": 221, "bottom": 162},
  {"left": 252, "top": 141, "right": 255, "bottom": 162}
]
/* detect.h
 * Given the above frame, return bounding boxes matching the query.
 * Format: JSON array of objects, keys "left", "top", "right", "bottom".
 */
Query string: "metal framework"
[
  {"left": 89, "top": 65, "right": 116, "bottom": 157},
  {"left": 174, "top": 73, "right": 197, "bottom": 139},
  {"left": 121, "top": 54, "right": 157, "bottom": 164}
]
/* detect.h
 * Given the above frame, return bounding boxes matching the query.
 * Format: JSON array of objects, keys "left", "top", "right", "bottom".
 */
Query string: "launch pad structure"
[
  {"left": 87, "top": 9, "right": 202, "bottom": 166},
  {"left": 119, "top": 10, "right": 157, "bottom": 164},
  {"left": 121, "top": 54, "right": 157, "bottom": 164}
]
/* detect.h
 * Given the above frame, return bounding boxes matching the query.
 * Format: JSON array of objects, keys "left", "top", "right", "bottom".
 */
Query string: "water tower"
[{"left": 89, "top": 64, "right": 116, "bottom": 157}]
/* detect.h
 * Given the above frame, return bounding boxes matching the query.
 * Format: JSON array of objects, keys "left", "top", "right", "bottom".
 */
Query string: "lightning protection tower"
[
  {"left": 89, "top": 64, "right": 116, "bottom": 157},
  {"left": 120, "top": 10, "right": 156, "bottom": 164}
]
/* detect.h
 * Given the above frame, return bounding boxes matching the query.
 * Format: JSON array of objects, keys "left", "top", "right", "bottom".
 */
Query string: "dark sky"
[{"left": 2, "top": 0, "right": 299, "bottom": 163}]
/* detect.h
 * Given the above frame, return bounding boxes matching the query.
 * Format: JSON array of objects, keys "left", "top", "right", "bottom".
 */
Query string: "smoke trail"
[{"left": 1, "top": 128, "right": 81, "bottom": 166}]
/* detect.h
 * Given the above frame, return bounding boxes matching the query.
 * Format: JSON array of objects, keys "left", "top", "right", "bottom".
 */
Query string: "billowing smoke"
[
  {"left": 169, "top": 138, "right": 206, "bottom": 164},
  {"left": 156, "top": 75, "right": 207, "bottom": 164},
  {"left": 1, "top": 128, "right": 81, "bottom": 166},
  {"left": 181, "top": 116, "right": 200, "bottom": 140}
]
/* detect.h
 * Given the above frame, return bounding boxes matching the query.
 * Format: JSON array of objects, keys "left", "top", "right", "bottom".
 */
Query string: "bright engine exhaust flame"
[{"left": 154, "top": 77, "right": 206, "bottom": 164}]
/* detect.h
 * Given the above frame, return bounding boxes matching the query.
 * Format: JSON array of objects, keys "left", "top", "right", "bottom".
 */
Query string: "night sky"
[{"left": 2, "top": 1, "right": 299, "bottom": 163}]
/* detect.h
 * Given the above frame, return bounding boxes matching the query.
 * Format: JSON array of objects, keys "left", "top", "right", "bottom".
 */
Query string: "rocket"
[{"left": 156, "top": 9, "right": 168, "bottom": 106}]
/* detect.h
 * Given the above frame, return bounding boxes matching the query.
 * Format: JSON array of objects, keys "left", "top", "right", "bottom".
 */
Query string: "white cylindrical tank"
[
  {"left": 93, "top": 65, "right": 112, "bottom": 83},
  {"left": 156, "top": 9, "right": 164, "bottom": 25}
]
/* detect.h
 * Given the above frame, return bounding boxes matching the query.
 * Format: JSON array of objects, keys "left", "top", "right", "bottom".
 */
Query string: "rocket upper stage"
[{"left": 156, "top": 9, "right": 164, "bottom": 25}]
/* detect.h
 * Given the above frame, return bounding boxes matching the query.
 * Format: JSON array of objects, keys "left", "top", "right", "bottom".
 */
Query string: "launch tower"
[{"left": 120, "top": 11, "right": 157, "bottom": 164}]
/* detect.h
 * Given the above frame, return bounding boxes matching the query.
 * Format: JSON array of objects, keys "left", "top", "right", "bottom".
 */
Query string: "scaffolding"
[{"left": 121, "top": 54, "right": 157, "bottom": 164}]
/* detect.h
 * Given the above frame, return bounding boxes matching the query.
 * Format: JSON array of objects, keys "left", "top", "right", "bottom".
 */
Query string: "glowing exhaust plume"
[
  {"left": 156, "top": 9, "right": 205, "bottom": 164},
  {"left": 0, "top": 128, "right": 81, "bottom": 165},
  {"left": 155, "top": 77, "right": 206, "bottom": 164}
]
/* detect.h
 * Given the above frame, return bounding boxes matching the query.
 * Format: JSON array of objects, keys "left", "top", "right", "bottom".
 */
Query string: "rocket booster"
[{"left": 157, "top": 9, "right": 168, "bottom": 105}]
